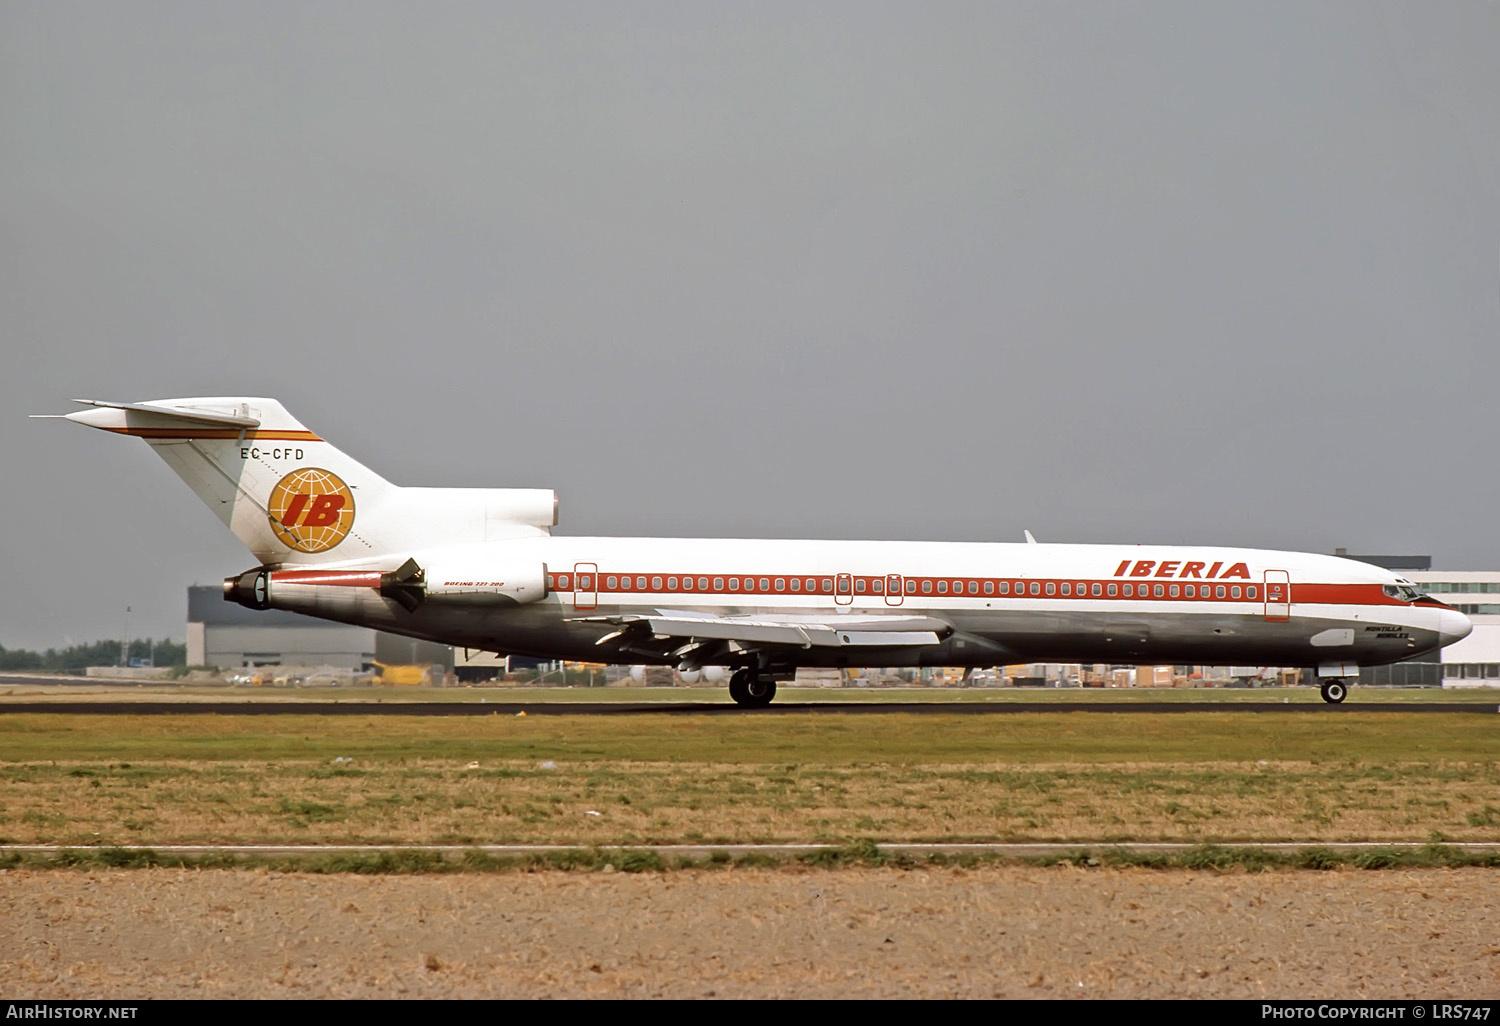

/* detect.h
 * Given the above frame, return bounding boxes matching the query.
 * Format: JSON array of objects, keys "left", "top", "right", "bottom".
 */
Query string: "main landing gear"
[
  {"left": 1319, "top": 679, "right": 1350, "bottom": 704},
  {"left": 729, "top": 669, "right": 777, "bottom": 708}
]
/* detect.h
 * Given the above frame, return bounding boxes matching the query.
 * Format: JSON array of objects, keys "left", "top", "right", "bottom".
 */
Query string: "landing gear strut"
[
  {"left": 729, "top": 669, "right": 777, "bottom": 708},
  {"left": 1319, "top": 679, "right": 1349, "bottom": 704}
]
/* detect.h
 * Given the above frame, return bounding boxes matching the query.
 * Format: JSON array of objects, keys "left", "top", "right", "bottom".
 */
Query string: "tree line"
[{"left": 0, "top": 638, "right": 187, "bottom": 674}]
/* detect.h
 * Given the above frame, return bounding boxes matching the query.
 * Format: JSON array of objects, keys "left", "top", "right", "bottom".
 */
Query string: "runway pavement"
[{"left": 1, "top": 699, "right": 1496, "bottom": 715}]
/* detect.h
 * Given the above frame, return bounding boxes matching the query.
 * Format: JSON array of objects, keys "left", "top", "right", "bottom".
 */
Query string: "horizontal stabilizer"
[{"left": 66, "top": 399, "right": 261, "bottom": 428}]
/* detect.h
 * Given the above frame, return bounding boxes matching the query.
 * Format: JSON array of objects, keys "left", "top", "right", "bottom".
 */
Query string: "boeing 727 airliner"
[{"left": 44, "top": 397, "right": 1472, "bottom": 705}]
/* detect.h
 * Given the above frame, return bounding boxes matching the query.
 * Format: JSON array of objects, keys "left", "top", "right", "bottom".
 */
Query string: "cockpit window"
[{"left": 1383, "top": 583, "right": 1426, "bottom": 602}]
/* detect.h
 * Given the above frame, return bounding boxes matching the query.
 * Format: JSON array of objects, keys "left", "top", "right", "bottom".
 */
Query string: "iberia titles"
[{"left": 1112, "top": 559, "right": 1252, "bottom": 580}]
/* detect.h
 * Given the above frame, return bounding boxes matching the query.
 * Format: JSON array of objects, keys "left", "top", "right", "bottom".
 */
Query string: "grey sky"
[{"left": 3, "top": 2, "right": 1498, "bottom": 651}]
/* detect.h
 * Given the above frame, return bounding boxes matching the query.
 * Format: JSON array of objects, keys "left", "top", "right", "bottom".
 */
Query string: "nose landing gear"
[{"left": 1319, "top": 679, "right": 1349, "bottom": 704}]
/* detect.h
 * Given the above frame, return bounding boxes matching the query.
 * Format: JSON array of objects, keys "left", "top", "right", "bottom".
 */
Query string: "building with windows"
[
  {"left": 186, "top": 585, "right": 451, "bottom": 673},
  {"left": 1334, "top": 552, "right": 1500, "bottom": 687},
  {"left": 1397, "top": 571, "right": 1500, "bottom": 686}
]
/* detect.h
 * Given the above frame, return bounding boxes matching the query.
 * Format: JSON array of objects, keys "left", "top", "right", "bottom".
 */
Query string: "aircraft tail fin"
[{"left": 54, "top": 397, "right": 555, "bottom": 565}]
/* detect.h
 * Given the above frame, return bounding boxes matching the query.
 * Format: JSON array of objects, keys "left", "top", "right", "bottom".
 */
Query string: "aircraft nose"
[{"left": 1439, "top": 609, "right": 1473, "bottom": 647}]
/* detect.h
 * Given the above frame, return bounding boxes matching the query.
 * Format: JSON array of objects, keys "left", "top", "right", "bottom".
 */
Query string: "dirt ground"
[{"left": 2, "top": 866, "right": 1498, "bottom": 999}]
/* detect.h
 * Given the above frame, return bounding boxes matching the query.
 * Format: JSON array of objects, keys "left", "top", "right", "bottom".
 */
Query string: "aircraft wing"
[{"left": 570, "top": 610, "right": 951, "bottom": 662}]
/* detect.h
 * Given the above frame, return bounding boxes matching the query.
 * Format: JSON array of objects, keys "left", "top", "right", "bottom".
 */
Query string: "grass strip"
[
  {"left": 4, "top": 842, "right": 1498, "bottom": 874},
  {"left": 2, "top": 710, "right": 1496, "bottom": 763}
]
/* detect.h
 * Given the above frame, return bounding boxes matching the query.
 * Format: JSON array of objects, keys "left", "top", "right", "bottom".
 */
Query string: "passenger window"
[
  {"left": 635, "top": 576, "right": 646, "bottom": 589},
  {"left": 698, "top": 577, "right": 708, "bottom": 590},
  {"left": 606, "top": 576, "right": 618, "bottom": 590},
  {"left": 1153, "top": 584, "right": 1163, "bottom": 597},
  {"left": 1045, "top": 582, "right": 1056, "bottom": 596},
  {"left": 729, "top": 578, "right": 739, "bottom": 591},
  {"left": 1091, "top": 583, "right": 1102, "bottom": 597},
  {"left": 821, "top": 579, "right": 832, "bottom": 593},
  {"left": 983, "top": 581, "right": 994, "bottom": 595},
  {"left": 667, "top": 577, "right": 678, "bottom": 590},
  {"left": 580, "top": 575, "right": 592, "bottom": 589},
  {"left": 855, "top": 579, "right": 866, "bottom": 593},
  {"left": 807, "top": 579, "right": 817, "bottom": 591},
  {"left": 1169, "top": 585, "right": 1179, "bottom": 598},
  {"left": 1122, "top": 584, "right": 1133, "bottom": 597},
  {"left": 1231, "top": 586, "right": 1241, "bottom": 599},
  {"left": 713, "top": 577, "right": 723, "bottom": 591},
  {"left": 838, "top": 578, "right": 851, "bottom": 594},
  {"left": 1216, "top": 585, "right": 1226, "bottom": 599},
  {"left": 651, "top": 576, "right": 662, "bottom": 590},
  {"left": 1107, "top": 583, "right": 1117, "bottom": 597},
  {"left": 761, "top": 578, "right": 771, "bottom": 591},
  {"left": 546, "top": 575, "right": 555, "bottom": 589},
  {"left": 790, "top": 578, "right": 801, "bottom": 592},
  {"left": 938, "top": 581, "right": 948, "bottom": 594},
  {"left": 775, "top": 578, "right": 785, "bottom": 592},
  {"left": 559, "top": 575, "right": 570, "bottom": 589},
  {"left": 968, "top": 581, "right": 979, "bottom": 595},
  {"left": 1061, "top": 583, "right": 1071, "bottom": 596},
  {"left": 998, "top": 582, "right": 1009, "bottom": 595},
  {"left": 1247, "top": 586, "right": 1257, "bottom": 599},
  {"left": 1030, "top": 582, "right": 1041, "bottom": 596},
  {"left": 922, "top": 580, "right": 933, "bottom": 595},
  {"left": 905, "top": 580, "right": 916, "bottom": 594},
  {"left": 873, "top": 580, "right": 884, "bottom": 594}
]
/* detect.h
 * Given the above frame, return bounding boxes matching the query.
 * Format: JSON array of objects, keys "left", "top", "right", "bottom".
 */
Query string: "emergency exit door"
[{"left": 885, "top": 574, "right": 904, "bottom": 606}]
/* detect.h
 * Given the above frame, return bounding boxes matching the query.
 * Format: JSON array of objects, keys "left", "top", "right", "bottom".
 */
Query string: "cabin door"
[
  {"left": 573, "top": 562, "right": 598, "bottom": 611},
  {"left": 1263, "top": 570, "right": 1290, "bottom": 622}
]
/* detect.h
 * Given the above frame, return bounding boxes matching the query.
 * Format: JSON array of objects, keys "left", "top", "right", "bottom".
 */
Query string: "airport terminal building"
[
  {"left": 1333, "top": 553, "right": 1500, "bottom": 687},
  {"left": 1397, "top": 570, "right": 1500, "bottom": 686}
]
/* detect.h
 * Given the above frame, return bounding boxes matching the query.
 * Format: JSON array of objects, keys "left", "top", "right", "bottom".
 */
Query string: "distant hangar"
[{"left": 185, "top": 585, "right": 452, "bottom": 675}]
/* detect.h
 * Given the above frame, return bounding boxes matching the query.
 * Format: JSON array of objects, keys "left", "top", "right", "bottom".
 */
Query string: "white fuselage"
[
  {"left": 53, "top": 396, "right": 1471, "bottom": 689},
  {"left": 258, "top": 537, "right": 1470, "bottom": 672}
]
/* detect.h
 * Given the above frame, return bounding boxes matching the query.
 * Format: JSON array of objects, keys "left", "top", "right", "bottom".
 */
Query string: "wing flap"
[{"left": 572, "top": 612, "right": 949, "bottom": 649}]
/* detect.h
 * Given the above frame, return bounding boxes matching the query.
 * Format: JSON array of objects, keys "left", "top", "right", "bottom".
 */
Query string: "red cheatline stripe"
[
  {"left": 540, "top": 574, "right": 1404, "bottom": 608},
  {"left": 1292, "top": 584, "right": 1397, "bottom": 605},
  {"left": 262, "top": 569, "right": 1410, "bottom": 610},
  {"left": 100, "top": 427, "right": 323, "bottom": 441},
  {"left": 270, "top": 570, "right": 383, "bottom": 588}
]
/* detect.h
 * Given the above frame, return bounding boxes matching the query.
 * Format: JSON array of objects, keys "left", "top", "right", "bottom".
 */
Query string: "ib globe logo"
[{"left": 267, "top": 468, "right": 355, "bottom": 553}]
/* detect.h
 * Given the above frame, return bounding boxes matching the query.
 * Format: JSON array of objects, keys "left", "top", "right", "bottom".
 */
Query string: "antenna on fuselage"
[{"left": 1024, "top": 530, "right": 1038, "bottom": 544}]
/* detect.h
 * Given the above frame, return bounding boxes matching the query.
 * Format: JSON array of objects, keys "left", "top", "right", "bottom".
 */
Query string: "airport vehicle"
[{"left": 46, "top": 397, "right": 1472, "bottom": 706}]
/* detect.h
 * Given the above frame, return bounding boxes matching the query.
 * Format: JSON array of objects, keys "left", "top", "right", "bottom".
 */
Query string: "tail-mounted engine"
[
  {"left": 224, "top": 568, "right": 272, "bottom": 610},
  {"left": 224, "top": 556, "right": 548, "bottom": 614}
]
